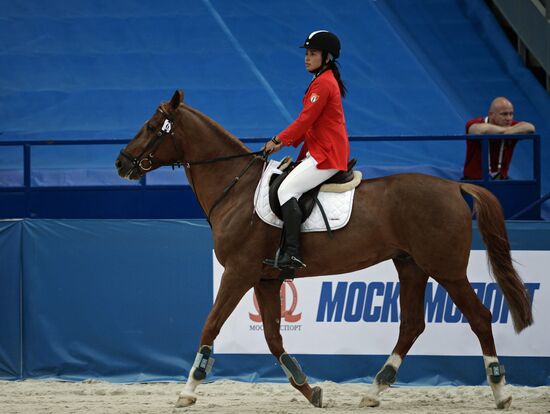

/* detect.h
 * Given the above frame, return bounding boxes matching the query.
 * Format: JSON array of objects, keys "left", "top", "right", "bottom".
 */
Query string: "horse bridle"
[
  {"left": 119, "top": 106, "right": 182, "bottom": 175},
  {"left": 120, "top": 105, "right": 267, "bottom": 224}
]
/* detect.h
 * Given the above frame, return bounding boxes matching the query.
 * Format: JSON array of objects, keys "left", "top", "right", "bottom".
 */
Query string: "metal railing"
[
  {"left": 0, "top": 134, "right": 542, "bottom": 219},
  {"left": 0, "top": 134, "right": 540, "bottom": 185}
]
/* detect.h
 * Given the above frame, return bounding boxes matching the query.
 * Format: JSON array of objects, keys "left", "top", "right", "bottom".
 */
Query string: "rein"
[
  {"left": 181, "top": 150, "right": 267, "bottom": 225},
  {"left": 178, "top": 150, "right": 265, "bottom": 168}
]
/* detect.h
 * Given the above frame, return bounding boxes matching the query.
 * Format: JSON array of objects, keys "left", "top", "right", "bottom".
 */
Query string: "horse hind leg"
[
  {"left": 254, "top": 279, "right": 323, "bottom": 408},
  {"left": 361, "top": 255, "right": 428, "bottom": 408},
  {"left": 176, "top": 269, "right": 255, "bottom": 408},
  {"left": 438, "top": 276, "right": 511, "bottom": 409}
]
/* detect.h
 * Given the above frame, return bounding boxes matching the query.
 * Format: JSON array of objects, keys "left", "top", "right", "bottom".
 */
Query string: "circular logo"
[{"left": 249, "top": 281, "right": 302, "bottom": 323}]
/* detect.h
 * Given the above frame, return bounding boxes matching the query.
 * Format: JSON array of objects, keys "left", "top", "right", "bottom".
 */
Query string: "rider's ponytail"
[{"left": 329, "top": 60, "right": 347, "bottom": 98}]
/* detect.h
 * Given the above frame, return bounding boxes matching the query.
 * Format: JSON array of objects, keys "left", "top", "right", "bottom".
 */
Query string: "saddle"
[{"left": 268, "top": 157, "right": 358, "bottom": 224}]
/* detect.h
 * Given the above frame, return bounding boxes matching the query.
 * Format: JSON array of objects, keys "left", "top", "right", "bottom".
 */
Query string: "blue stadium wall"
[
  {"left": 1, "top": 219, "right": 549, "bottom": 386},
  {"left": 2, "top": 0, "right": 550, "bottom": 216}
]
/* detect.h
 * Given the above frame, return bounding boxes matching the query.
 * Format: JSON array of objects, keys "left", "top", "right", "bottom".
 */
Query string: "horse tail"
[{"left": 460, "top": 183, "right": 534, "bottom": 333}]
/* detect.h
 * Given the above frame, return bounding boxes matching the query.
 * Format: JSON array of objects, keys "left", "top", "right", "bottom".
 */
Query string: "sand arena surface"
[{"left": 0, "top": 379, "right": 549, "bottom": 414}]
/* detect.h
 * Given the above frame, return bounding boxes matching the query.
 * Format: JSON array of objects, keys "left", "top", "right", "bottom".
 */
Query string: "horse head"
[{"left": 116, "top": 90, "right": 184, "bottom": 180}]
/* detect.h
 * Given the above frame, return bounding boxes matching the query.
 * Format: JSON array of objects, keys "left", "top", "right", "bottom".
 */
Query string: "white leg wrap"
[
  {"left": 483, "top": 355, "right": 512, "bottom": 409},
  {"left": 383, "top": 354, "right": 403, "bottom": 372},
  {"left": 184, "top": 367, "right": 202, "bottom": 394},
  {"left": 360, "top": 354, "right": 402, "bottom": 408},
  {"left": 374, "top": 354, "right": 402, "bottom": 389},
  {"left": 176, "top": 367, "right": 202, "bottom": 407},
  {"left": 175, "top": 346, "right": 214, "bottom": 408}
]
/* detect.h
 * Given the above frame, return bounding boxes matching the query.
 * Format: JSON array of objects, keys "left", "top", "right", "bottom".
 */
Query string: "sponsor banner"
[{"left": 213, "top": 251, "right": 547, "bottom": 357}]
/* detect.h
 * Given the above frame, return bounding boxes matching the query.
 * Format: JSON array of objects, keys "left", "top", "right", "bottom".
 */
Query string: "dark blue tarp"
[{"left": 1, "top": 0, "right": 549, "bottom": 212}]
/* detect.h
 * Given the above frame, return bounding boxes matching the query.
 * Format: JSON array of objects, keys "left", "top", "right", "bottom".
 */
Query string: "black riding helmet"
[{"left": 301, "top": 30, "right": 340, "bottom": 59}]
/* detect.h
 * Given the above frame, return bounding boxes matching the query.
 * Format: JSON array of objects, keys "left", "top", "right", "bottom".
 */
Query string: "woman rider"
[{"left": 263, "top": 30, "right": 350, "bottom": 270}]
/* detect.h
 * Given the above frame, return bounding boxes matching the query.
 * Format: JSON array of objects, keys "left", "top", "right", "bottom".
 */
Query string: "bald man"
[{"left": 462, "top": 97, "right": 535, "bottom": 180}]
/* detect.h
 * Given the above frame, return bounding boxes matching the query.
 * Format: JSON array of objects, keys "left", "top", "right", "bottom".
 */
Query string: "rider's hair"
[
  {"left": 328, "top": 60, "right": 347, "bottom": 98},
  {"left": 320, "top": 51, "right": 346, "bottom": 98}
]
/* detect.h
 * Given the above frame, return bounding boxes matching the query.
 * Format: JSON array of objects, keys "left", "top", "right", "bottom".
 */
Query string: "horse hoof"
[
  {"left": 496, "top": 395, "right": 512, "bottom": 409},
  {"left": 359, "top": 395, "right": 380, "bottom": 407},
  {"left": 175, "top": 391, "right": 197, "bottom": 408},
  {"left": 310, "top": 386, "right": 323, "bottom": 408}
]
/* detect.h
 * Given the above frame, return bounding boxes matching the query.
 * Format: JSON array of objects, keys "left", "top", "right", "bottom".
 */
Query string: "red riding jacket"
[{"left": 278, "top": 70, "right": 349, "bottom": 171}]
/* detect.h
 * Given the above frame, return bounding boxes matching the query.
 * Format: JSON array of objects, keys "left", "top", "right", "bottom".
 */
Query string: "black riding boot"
[{"left": 264, "top": 198, "right": 306, "bottom": 269}]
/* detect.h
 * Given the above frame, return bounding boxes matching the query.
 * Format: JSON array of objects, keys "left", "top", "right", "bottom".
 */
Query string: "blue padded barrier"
[
  {"left": 0, "top": 220, "right": 22, "bottom": 379},
  {"left": 21, "top": 219, "right": 212, "bottom": 381},
  {"left": 0, "top": 219, "right": 549, "bottom": 385}
]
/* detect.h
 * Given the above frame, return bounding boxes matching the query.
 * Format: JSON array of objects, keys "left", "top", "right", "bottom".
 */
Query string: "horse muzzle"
[{"left": 115, "top": 155, "right": 144, "bottom": 180}]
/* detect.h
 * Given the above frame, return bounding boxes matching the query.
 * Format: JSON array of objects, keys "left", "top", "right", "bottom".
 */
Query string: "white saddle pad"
[{"left": 254, "top": 160, "right": 355, "bottom": 232}]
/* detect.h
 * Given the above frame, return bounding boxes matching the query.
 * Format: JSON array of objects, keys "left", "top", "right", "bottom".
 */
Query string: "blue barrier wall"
[{"left": 1, "top": 219, "right": 549, "bottom": 385}]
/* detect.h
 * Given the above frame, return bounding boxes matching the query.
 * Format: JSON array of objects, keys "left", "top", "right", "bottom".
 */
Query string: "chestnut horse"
[{"left": 116, "top": 90, "right": 533, "bottom": 409}]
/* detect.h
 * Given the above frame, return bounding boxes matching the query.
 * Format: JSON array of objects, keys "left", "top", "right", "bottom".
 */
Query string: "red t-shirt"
[
  {"left": 462, "top": 116, "right": 519, "bottom": 179},
  {"left": 278, "top": 70, "right": 349, "bottom": 170}
]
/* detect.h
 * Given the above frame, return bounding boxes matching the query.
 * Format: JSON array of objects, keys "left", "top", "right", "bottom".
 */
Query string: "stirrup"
[
  {"left": 263, "top": 249, "right": 281, "bottom": 268},
  {"left": 274, "top": 253, "right": 306, "bottom": 270},
  {"left": 263, "top": 253, "right": 305, "bottom": 270}
]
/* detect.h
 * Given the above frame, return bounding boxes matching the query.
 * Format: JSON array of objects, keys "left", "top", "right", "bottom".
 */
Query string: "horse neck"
[{"left": 176, "top": 105, "right": 262, "bottom": 222}]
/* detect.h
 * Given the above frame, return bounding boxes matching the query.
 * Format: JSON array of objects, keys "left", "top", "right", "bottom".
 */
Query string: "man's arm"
[
  {"left": 467, "top": 121, "right": 536, "bottom": 135},
  {"left": 503, "top": 121, "right": 536, "bottom": 134},
  {"left": 467, "top": 123, "right": 506, "bottom": 134}
]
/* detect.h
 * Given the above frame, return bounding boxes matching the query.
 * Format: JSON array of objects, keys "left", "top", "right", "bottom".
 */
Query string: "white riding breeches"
[{"left": 278, "top": 153, "right": 339, "bottom": 205}]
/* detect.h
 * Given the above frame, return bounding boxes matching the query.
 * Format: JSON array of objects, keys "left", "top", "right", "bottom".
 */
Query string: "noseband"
[{"left": 119, "top": 106, "right": 181, "bottom": 174}]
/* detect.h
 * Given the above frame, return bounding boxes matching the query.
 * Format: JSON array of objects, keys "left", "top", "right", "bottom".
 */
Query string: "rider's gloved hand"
[{"left": 263, "top": 136, "right": 283, "bottom": 155}]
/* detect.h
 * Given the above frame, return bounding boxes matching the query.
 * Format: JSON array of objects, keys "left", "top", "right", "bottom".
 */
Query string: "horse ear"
[{"left": 170, "top": 90, "right": 184, "bottom": 109}]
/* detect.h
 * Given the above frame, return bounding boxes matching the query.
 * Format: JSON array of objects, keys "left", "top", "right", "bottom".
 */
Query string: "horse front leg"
[
  {"left": 361, "top": 257, "right": 428, "bottom": 408},
  {"left": 255, "top": 279, "right": 323, "bottom": 408},
  {"left": 176, "top": 268, "right": 254, "bottom": 408}
]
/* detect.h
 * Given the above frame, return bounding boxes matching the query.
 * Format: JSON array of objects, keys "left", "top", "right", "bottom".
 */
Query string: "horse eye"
[{"left": 146, "top": 123, "right": 155, "bottom": 132}]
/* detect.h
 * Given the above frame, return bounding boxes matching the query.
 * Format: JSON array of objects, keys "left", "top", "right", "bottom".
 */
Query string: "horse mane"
[{"left": 179, "top": 104, "right": 251, "bottom": 153}]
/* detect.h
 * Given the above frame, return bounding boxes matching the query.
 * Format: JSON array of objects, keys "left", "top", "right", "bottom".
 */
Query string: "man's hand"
[{"left": 503, "top": 121, "right": 536, "bottom": 135}]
